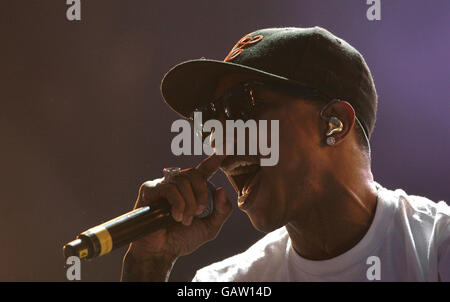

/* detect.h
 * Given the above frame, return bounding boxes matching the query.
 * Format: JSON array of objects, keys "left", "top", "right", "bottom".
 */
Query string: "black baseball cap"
[{"left": 161, "top": 26, "right": 377, "bottom": 139}]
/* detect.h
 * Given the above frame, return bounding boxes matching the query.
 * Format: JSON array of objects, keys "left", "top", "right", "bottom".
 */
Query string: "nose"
[
  {"left": 210, "top": 128, "right": 235, "bottom": 154},
  {"left": 208, "top": 114, "right": 228, "bottom": 152},
  {"left": 209, "top": 119, "right": 255, "bottom": 156}
]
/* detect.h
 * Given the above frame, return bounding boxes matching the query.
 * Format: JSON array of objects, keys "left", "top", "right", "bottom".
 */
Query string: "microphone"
[{"left": 62, "top": 181, "right": 216, "bottom": 260}]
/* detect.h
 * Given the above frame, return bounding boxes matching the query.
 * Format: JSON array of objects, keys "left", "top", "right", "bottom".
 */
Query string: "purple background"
[{"left": 0, "top": 0, "right": 448, "bottom": 281}]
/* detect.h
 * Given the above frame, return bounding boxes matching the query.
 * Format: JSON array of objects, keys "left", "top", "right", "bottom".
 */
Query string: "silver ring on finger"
[{"left": 163, "top": 167, "right": 181, "bottom": 182}]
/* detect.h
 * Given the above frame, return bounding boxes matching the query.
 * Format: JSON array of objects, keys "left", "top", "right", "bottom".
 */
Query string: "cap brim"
[{"left": 160, "top": 59, "right": 301, "bottom": 119}]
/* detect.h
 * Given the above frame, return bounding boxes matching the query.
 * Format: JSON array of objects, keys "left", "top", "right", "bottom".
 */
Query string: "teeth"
[
  {"left": 227, "top": 161, "right": 259, "bottom": 176},
  {"left": 229, "top": 161, "right": 253, "bottom": 171}
]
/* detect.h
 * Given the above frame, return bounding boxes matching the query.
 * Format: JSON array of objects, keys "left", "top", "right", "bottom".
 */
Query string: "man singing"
[{"left": 120, "top": 27, "right": 449, "bottom": 281}]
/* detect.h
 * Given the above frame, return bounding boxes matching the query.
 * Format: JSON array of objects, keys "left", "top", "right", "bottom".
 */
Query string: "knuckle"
[
  {"left": 139, "top": 178, "right": 165, "bottom": 198},
  {"left": 196, "top": 188, "right": 209, "bottom": 206},
  {"left": 182, "top": 167, "right": 196, "bottom": 175},
  {"left": 199, "top": 186, "right": 209, "bottom": 204},
  {"left": 186, "top": 167, "right": 200, "bottom": 177},
  {"left": 187, "top": 172, "right": 208, "bottom": 201},
  {"left": 167, "top": 175, "right": 190, "bottom": 193},
  {"left": 173, "top": 202, "right": 185, "bottom": 213},
  {"left": 165, "top": 183, "right": 180, "bottom": 199},
  {"left": 186, "top": 209, "right": 196, "bottom": 217},
  {"left": 173, "top": 174, "right": 190, "bottom": 187},
  {"left": 184, "top": 199, "right": 196, "bottom": 212},
  {"left": 148, "top": 183, "right": 180, "bottom": 206},
  {"left": 142, "top": 178, "right": 164, "bottom": 189},
  {"left": 139, "top": 183, "right": 152, "bottom": 200},
  {"left": 139, "top": 181, "right": 152, "bottom": 194},
  {"left": 193, "top": 167, "right": 208, "bottom": 179},
  {"left": 190, "top": 170, "right": 205, "bottom": 184}
]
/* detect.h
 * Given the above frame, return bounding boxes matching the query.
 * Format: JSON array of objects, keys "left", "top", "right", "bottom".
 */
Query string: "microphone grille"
[{"left": 196, "top": 181, "right": 216, "bottom": 218}]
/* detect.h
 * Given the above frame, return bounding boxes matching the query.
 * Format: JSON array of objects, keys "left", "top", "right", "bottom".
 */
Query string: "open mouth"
[{"left": 221, "top": 158, "right": 262, "bottom": 200}]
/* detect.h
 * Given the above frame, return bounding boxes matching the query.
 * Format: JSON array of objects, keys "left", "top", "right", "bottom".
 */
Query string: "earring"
[{"left": 326, "top": 136, "right": 336, "bottom": 146}]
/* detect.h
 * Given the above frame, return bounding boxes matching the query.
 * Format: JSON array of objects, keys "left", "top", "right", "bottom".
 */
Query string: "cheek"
[
  {"left": 278, "top": 111, "right": 322, "bottom": 169},
  {"left": 277, "top": 124, "right": 309, "bottom": 172},
  {"left": 246, "top": 170, "right": 292, "bottom": 232},
  {"left": 257, "top": 111, "right": 305, "bottom": 168},
  {"left": 255, "top": 105, "right": 320, "bottom": 192},
  {"left": 260, "top": 120, "right": 318, "bottom": 201}
]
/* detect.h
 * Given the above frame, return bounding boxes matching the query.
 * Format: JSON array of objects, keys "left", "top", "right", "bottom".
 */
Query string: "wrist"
[{"left": 121, "top": 250, "right": 177, "bottom": 282}]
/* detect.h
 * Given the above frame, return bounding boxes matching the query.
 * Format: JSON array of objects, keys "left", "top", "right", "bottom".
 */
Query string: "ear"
[{"left": 320, "top": 100, "right": 356, "bottom": 145}]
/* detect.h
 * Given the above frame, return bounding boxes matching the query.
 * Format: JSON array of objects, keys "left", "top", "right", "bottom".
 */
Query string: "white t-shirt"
[{"left": 192, "top": 182, "right": 450, "bottom": 281}]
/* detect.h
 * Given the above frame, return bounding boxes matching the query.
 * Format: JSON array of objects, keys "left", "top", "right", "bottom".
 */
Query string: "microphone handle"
[{"left": 63, "top": 181, "right": 216, "bottom": 260}]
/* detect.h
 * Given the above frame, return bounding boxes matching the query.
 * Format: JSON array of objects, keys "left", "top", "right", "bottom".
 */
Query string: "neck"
[{"left": 286, "top": 163, "right": 378, "bottom": 261}]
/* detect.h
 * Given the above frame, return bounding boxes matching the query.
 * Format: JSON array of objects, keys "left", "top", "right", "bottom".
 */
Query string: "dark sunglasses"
[{"left": 188, "top": 80, "right": 330, "bottom": 140}]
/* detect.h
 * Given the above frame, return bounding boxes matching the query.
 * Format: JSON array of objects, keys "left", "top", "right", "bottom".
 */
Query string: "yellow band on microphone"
[
  {"left": 82, "top": 225, "right": 113, "bottom": 256},
  {"left": 79, "top": 248, "right": 89, "bottom": 259}
]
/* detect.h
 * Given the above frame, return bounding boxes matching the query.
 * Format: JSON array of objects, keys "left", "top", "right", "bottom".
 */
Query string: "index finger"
[{"left": 195, "top": 154, "right": 226, "bottom": 180}]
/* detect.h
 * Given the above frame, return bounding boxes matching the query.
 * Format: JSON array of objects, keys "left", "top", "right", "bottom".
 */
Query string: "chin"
[
  {"left": 244, "top": 201, "right": 286, "bottom": 233},
  {"left": 248, "top": 215, "right": 285, "bottom": 233}
]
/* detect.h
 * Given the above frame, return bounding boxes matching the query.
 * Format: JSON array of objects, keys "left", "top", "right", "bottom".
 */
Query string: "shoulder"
[
  {"left": 392, "top": 188, "right": 450, "bottom": 281},
  {"left": 377, "top": 182, "right": 450, "bottom": 251},
  {"left": 387, "top": 185, "right": 449, "bottom": 233},
  {"left": 192, "top": 227, "right": 289, "bottom": 282}
]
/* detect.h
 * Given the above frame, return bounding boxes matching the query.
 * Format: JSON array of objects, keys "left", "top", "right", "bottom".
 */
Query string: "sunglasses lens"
[
  {"left": 222, "top": 89, "right": 253, "bottom": 120},
  {"left": 190, "top": 103, "right": 218, "bottom": 140},
  {"left": 189, "top": 82, "right": 260, "bottom": 139}
]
